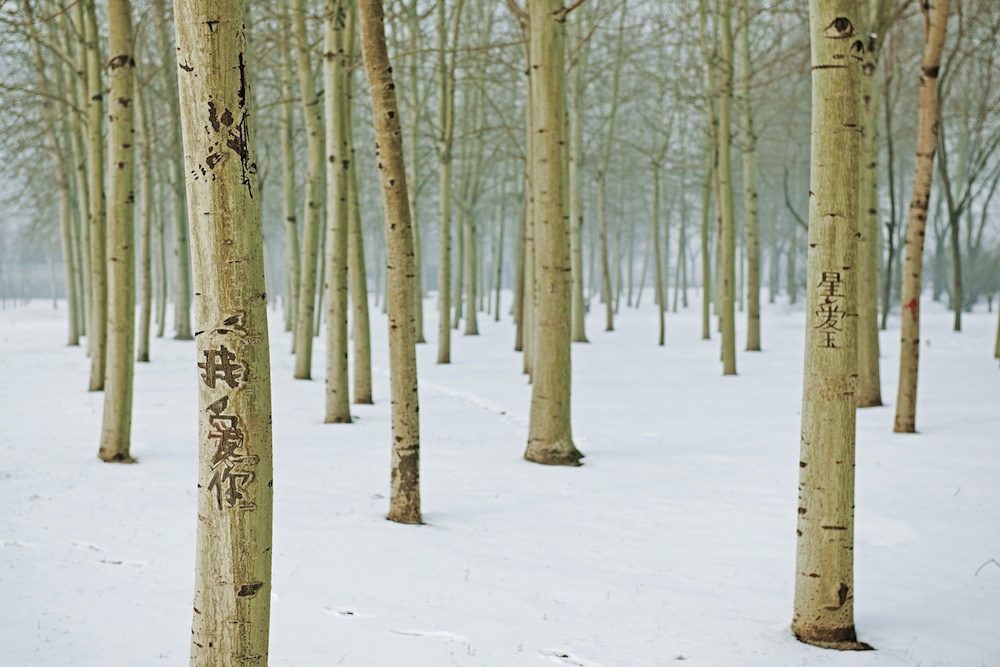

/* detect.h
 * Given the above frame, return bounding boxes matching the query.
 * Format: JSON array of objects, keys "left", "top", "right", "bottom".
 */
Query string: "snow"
[{"left": 1, "top": 295, "right": 998, "bottom": 666}]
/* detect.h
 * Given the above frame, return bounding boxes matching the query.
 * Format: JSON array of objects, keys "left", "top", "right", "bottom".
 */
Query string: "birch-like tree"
[
  {"left": 522, "top": 0, "right": 583, "bottom": 466},
  {"left": 793, "top": 0, "right": 869, "bottom": 650},
  {"left": 98, "top": 0, "right": 137, "bottom": 463},
  {"left": 174, "top": 0, "right": 274, "bottom": 661},
  {"left": 358, "top": 0, "right": 422, "bottom": 524},
  {"left": 893, "top": 0, "right": 950, "bottom": 434}
]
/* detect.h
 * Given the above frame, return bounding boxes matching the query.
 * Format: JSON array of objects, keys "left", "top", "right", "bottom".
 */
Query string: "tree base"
[
  {"left": 893, "top": 418, "right": 915, "bottom": 433},
  {"left": 386, "top": 511, "right": 423, "bottom": 525},
  {"left": 793, "top": 625, "right": 873, "bottom": 651},
  {"left": 98, "top": 451, "right": 135, "bottom": 464},
  {"left": 524, "top": 442, "right": 584, "bottom": 467}
]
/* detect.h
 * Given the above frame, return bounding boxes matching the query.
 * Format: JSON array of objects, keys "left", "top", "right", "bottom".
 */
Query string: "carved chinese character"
[{"left": 198, "top": 344, "right": 246, "bottom": 389}]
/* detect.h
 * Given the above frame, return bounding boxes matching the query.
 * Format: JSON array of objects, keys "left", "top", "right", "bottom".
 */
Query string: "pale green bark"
[
  {"left": 98, "top": 0, "right": 137, "bottom": 463},
  {"left": 136, "top": 75, "right": 152, "bottom": 363},
  {"left": 84, "top": 0, "right": 106, "bottom": 391},
  {"left": 324, "top": 0, "right": 352, "bottom": 423},
  {"left": 894, "top": 0, "right": 949, "bottom": 433},
  {"left": 794, "top": 2, "right": 867, "bottom": 650},
  {"left": 405, "top": 0, "right": 426, "bottom": 344},
  {"left": 436, "top": 0, "right": 464, "bottom": 363},
  {"left": 279, "top": 0, "right": 300, "bottom": 333},
  {"left": 567, "top": 12, "right": 587, "bottom": 343},
  {"left": 856, "top": 26, "right": 883, "bottom": 407},
  {"left": 153, "top": 0, "right": 193, "bottom": 341},
  {"left": 174, "top": 1, "right": 274, "bottom": 662},
  {"left": 292, "top": 0, "right": 327, "bottom": 379},
  {"left": 718, "top": 0, "right": 736, "bottom": 375},
  {"left": 358, "top": 0, "right": 422, "bottom": 524},
  {"left": 344, "top": 25, "right": 373, "bottom": 405},
  {"left": 737, "top": 0, "right": 760, "bottom": 352},
  {"left": 524, "top": 0, "right": 582, "bottom": 466},
  {"left": 701, "top": 151, "right": 712, "bottom": 340},
  {"left": 651, "top": 167, "right": 665, "bottom": 346}
]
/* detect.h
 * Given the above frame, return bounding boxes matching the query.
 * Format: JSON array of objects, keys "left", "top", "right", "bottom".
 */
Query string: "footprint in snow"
[
  {"left": 323, "top": 606, "right": 375, "bottom": 619},
  {"left": 69, "top": 540, "right": 105, "bottom": 552},
  {"left": 539, "top": 650, "right": 605, "bottom": 667},
  {"left": 93, "top": 558, "right": 147, "bottom": 567},
  {"left": 390, "top": 629, "right": 470, "bottom": 644}
]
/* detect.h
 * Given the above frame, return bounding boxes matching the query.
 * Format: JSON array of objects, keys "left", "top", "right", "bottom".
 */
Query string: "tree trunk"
[
  {"left": 652, "top": 167, "right": 665, "bottom": 346},
  {"left": 738, "top": 0, "right": 760, "bottom": 352},
  {"left": 174, "top": 1, "right": 274, "bottom": 662},
  {"left": 794, "top": 2, "right": 867, "bottom": 650},
  {"left": 358, "top": 0, "right": 422, "bottom": 524},
  {"left": 98, "top": 0, "right": 137, "bottom": 463},
  {"left": 894, "top": 0, "right": 949, "bottom": 434},
  {"left": 567, "top": 13, "right": 587, "bottom": 342},
  {"left": 292, "top": 0, "right": 327, "bottom": 379},
  {"left": 345, "top": 21, "right": 373, "bottom": 405},
  {"left": 136, "top": 75, "right": 153, "bottom": 362},
  {"left": 524, "top": 0, "right": 582, "bottom": 466},
  {"left": 84, "top": 0, "right": 107, "bottom": 391},
  {"left": 436, "top": 0, "right": 463, "bottom": 363},
  {"left": 718, "top": 0, "right": 737, "bottom": 375},
  {"left": 324, "top": 0, "right": 352, "bottom": 423},
  {"left": 279, "top": 0, "right": 300, "bottom": 333},
  {"left": 856, "top": 29, "right": 882, "bottom": 407},
  {"left": 405, "top": 0, "right": 426, "bottom": 344},
  {"left": 701, "top": 150, "right": 712, "bottom": 340},
  {"left": 153, "top": 0, "right": 194, "bottom": 341}
]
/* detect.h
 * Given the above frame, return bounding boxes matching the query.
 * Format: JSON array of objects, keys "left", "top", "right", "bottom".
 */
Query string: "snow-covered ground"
[{"left": 1, "top": 293, "right": 997, "bottom": 666}]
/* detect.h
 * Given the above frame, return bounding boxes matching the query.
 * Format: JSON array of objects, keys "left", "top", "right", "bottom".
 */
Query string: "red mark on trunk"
[{"left": 903, "top": 298, "right": 919, "bottom": 316}]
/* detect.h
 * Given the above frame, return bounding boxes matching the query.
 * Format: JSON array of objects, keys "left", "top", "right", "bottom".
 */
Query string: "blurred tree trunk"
[
  {"left": 856, "top": 0, "right": 891, "bottom": 408},
  {"left": 324, "top": 0, "right": 352, "bottom": 423},
  {"left": 894, "top": 0, "right": 950, "bottom": 434},
  {"left": 567, "top": 11, "right": 588, "bottom": 342},
  {"left": 717, "top": 0, "right": 737, "bottom": 375},
  {"left": 737, "top": 0, "right": 760, "bottom": 352},
  {"left": 84, "top": 0, "right": 107, "bottom": 391},
  {"left": 794, "top": 1, "right": 867, "bottom": 650},
  {"left": 292, "top": 0, "right": 327, "bottom": 379},
  {"left": 136, "top": 75, "right": 152, "bottom": 363},
  {"left": 436, "top": 0, "right": 463, "bottom": 363},
  {"left": 279, "top": 0, "right": 300, "bottom": 333},
  {"left": 153, "top": 0, "right": 193, "bottom": 341},
  {"left": 358, "top": 0, "right": 422, "bottom": 524},
  {"left": 345, "top": 23, "right": 373, "bottom": 405}
]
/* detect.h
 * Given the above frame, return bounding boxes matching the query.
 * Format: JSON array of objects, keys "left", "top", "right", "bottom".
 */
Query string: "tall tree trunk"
[
  {"left": 567, "top": 12, "right": 587, "bottom": 343},
  {"left": 405, "top": 0, "right": 426, "bottom": 344},
  {"left": 855, "top": 5, "right": 885, "bottom": 408},
  {"left": 292, "top": 0, "right": 327, "bottom": 379},
  {"left": 98, "top": 0, "right": 137, "bottom": 463},
  {"left": 652, "top": 166, "right": 665, "bottom": 346},
  {"left": 717, "top": 0, "right": 737, "bottom": 375},
  {"left": 524, "top": 0, "right": 583, "bottom": 466},
  {"left": 175, "top": 1, "right": 274, "bottom": 661},
  {"left": 794, "top": 2, "right": 867, "bottom": 650},
  {"left": 358, "top": 0, "right": 422, "bottom": 524},
  {"left": 880, "top": 74, "right": 898, "bottom": 330},
  {"left": 155, "top": 174, "right": 168, "bottom": 338},
  {"left": 136, "top": 76, "right": 153, "bottom": 362},
  {"left": 701, "top": 150, "right": 713, "bottom": 340},
  {"left": 153, "top": 0, "right": 194, "bottom": 341},
  {"left": 345, "top": 17, "right": 373, "bottom": 405},
  {"left": 84, "top": 0, "right": 107, "bottom": 391},
  {"left": 436, "top": 0, "right": 463, "bottom": 363},
  {"left": 894, "top": 0, "right": 949, "bottom": 434},
  {"left": 737, "top": 0, "right": 760, "bottom": 351},
  {"left": 279, "top": 0, "right": 300, "bottom": 333},
  {"left": 324, "top": 0, "right": 352, "bottom": 423}
]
